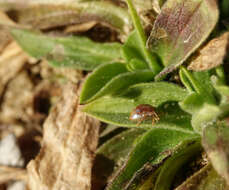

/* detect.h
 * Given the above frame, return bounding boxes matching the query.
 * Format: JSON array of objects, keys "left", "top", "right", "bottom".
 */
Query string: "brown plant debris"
[
  {"left": 0, "top": 165, "right": 27, "bottom": 184},
  {"left": 188, "top": 32, "right": 229, "bottom": 71},
  {"left": 0, "top": 42, "right": 28, "bottom": 98},
  {"left": 27, "top": 82, "right": 100, "bottom": 190}
]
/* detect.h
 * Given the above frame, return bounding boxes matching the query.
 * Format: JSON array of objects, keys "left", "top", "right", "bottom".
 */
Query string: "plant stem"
[{"left": 125, "top": 0, "right": 162, "bottom": 75}]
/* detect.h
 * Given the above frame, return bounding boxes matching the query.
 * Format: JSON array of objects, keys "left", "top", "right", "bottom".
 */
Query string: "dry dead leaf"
[
  {"left": 40, "top": 60, "right": 83, "bottom": 83},
  {"left": 0, "top": 165, "right": 27, "bottom": 184},
  {"left": 64, "top": 21, "right": 97, "bottom": 34},
  {"left": 0, "top": 11, "right": 15, "bottom": 53},
  {"left": 188, "top": 32, "right": 229, "bottom": 71},
  {"left": 0, "top": 71, "right": 34, "bottom": 124},
  {"left": 7, "top": 181, "right": 26, "bottom": 190},
  {"left": 0, "top": 11, "right": 17, "bottom": 27},
  {"left": 27, "top": 82, "right": 100, "bottom": 190},
  {"left": 0, "top": 42, "right": 28, "bottom": 97}
]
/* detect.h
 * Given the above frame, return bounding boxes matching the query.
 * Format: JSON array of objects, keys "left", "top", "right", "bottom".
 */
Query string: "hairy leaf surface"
[
  {"left": 83, "top": 82, "right": 190, "bottom": 129},
  {"left": 147, "top": 0, "right": 219, "bottom": 78},
  {"left": 107, "top": 128, "right": 198, "bottom": 190},
  {"left": 11, "top": 29, "right": 122, "bottom": 70}
]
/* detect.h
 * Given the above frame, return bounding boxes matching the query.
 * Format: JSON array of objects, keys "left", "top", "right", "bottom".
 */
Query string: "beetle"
[{"left": 129, "top": 104, "right": 159, "bottom": 125}]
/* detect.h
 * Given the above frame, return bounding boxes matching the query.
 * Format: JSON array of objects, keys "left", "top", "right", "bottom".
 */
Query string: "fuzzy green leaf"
[
  {"left": 127, "top": 59, "right": 148, "bottom": 71},
  {"left": 179, "top": 93, "right": 205, "bottom": 115},
  {"left": 147, "top": 0, "right": 219, "bottom": 79},
  {"left": 80, "top": 65, "right": 156, "bottom": 104},
  {"left": 211, "top": 75, "right": 229, "bottom": 104},
  {"left": 154, "top": 139, "right": 202, "bottom": 190},
  {"left": 125, "top": 138, "right": 201, "bottom": 190},
  {"left": 179, "top": 68, "right": 216, "bottom": 117},
  {"left": 80, "top": 63, "right": 128, "bottom": 104},
  {"left": 191, "top": 104, "right": 221, "bottom": 134},
  {"left": 122, "top": 31, "right": 146, "bottom": 63},
  {"left": 106, "top": 128, "right": 198, "bottom": 190},
  {"left": 83, "top": 82, "right": 190, "bottom": 129},
  {"left": 11, "top": 29, "right": 123, "bottom": 71},
  {"left": 93, "top": 128, "right": 146, "bottom": 189},
  {"left": 125, "top": 0, "right": 162, "bottom": 74},
  {"left": 97, "top": 128, "right": 146, "bottom": 167}
]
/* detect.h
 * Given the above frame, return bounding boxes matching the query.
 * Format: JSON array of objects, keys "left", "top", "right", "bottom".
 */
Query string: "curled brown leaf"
[{"left": 188, "top": 32, "right": 229, "bottom": 71}]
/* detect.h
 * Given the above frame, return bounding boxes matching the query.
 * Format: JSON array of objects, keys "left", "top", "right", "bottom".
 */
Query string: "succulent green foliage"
[
  {"left": 179, "top": 66, "right": 229, "bottom": 185},
  {"left": 80, "top": 63, "right": 157, "bottom": 104},
  {"left": 11, "top": 29, "right": 123, "bottom": 70},
  {"left": 147, "top": 0, "right": 219, "bottom": 79},
  {"left": 106, "top": 128, "right": 199, "bottom": 190},
  {"left": 154, "top": 139, "right": 202, "bottom": 190},
  {"left": 179, "top": 69, "right": 217, "bottom": 113},
  {"left": 176, "top": 164, "right": 229, "bottom": 190},
  {"left": 0, "top": 0, "right": 131, "bottom": 33},
  {"left": 93, "top": 128, "right": 146, "bottom": 189},
  {"left": 179, "top": 68, "right": 229, "bottom": 133},
  {"left": 179, "top": 69, "right": 216, "bottom": 105},
  {"left": 83, "top": 82, "right": 190, "bottom": 128},
  {"left": 125, "top": 0, "right": 162, "bottom": 74},
  {"left": 122, "top": 31, "right": 147, "bottom": 64},
  {"left": 97, "top": 128, "right": 146, "bottom": 164},
  {"left": 191, "top": 104, "right": 222, "bottom": 134},
  {"left": 202, "top": 122, "right": 229, "bottom": 185},
  {"left": 211, "top": 75, "right": 229, "bottom": 104},
  {"left": 125, "top": 139, "right": 201, "bottom": 190},
  {"left": 126, "top": 163, "right": 161, "bottom": 190},
  {"left": 80, "top": 63, "right": 128, "bottom": 103},
  {"left": 127, "top": 59, "right": 149, "bottom": 71}
]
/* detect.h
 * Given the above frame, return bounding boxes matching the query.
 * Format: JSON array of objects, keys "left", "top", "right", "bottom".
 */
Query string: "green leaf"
[
  {"left": 127, "top": 163, "right": 161, "bottom": 190},
  {"left": 122, "top": 31, "right": 147, "bottom": 63},
  {"left": 202, "top": 122, "right": 229, "bottom": 184},
  {"left": 80, "top": 63, "right": 128, "bottom": 104},
  {"left": 127, "top": 59, "right": 148, "bottom": 71},
  {"left": 211, "top": 75, "right": 229, "bottom": 104},
  {"left": 97, "top": 128, "right": 146, "bottom": 166},
  {"left": 179, "top": 93, "right": 205, "bottom": 115},
  {"left": 126, "top": 138, "right": 201, "bottom": 190},
  {"left": 93, "top": 128, "right": 146, "bottom": 189},
  {"left": 83, "top": 82, "right": 190, "bottom": 129},
  {"left": 11, "top": 29, "right": 123, "bottom": 71},
  {"left": 154, "top": 139, "right": 202, "bottom": 190},
  {"left": 106, "top": 128, "right": 199, "bottom": 190},
  {"left": 191, "top": 104, "right": 221, "bottom": 134},
  {"left": 125, "top": 0, "right": 162, "bottom": 74},
  {"left": 179, "top": 68, "right": 216, "bottom": 104},
  {"left": 147, "top": 0, "right": 219, "bottom": 79},
  {"left": 176, "top": 164, "right": 229, "bottom": 190},
  {"left": 80, "top": 66, "right": 156, "bottom": 104},
  {"left": 191, "top": 103, "right": 229, "bottom": 134},
  {"left": 0, "top": 0, "right": 131, "bottom": 33}
]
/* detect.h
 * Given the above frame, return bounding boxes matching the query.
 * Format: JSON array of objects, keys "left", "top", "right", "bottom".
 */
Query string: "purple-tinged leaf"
[
  {"left": 147, "top": 0, "right": 219, "bottom": 79},
  {"left": 202, "top": 122, "right": 229, "bottom": 185}
]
